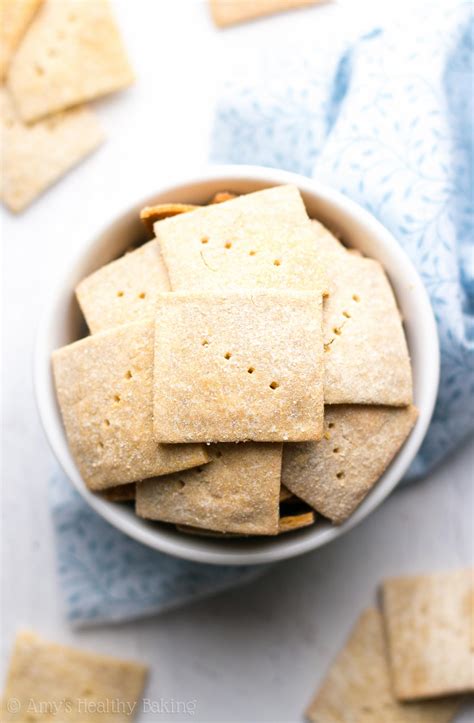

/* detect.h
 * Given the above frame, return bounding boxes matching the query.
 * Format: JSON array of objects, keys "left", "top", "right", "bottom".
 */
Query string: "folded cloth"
[
  {"left": 50, "top": 475, "right": 265, "bottom": 627},
  {"left": 211, "top": 2, "right": 474, "bottom": 478}
]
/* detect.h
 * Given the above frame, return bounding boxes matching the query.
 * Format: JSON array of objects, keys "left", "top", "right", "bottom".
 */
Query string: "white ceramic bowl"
[{"left": 35, "top": 166, "right": 439, "bottom": 565}]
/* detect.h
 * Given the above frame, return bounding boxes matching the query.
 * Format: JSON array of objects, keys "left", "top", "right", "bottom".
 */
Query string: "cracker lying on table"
[
  {"left": 156, "top": 185, "right": 327, "bottom": 294},
  {"left": 137, "top": 443, "right": 282, "bottom": 535},
  {"left": 153, "top": 290, "right": 324, "bottom": 443},
  {"left": 210, "top": 0, "right": 320, "bottom": 28},
  {"left": 305, "top": 608, "right": 461, "bottom": 723},
  {"left": 140, "top": 203, "right": 198, "bottom": 236},
  {"left": 52, "top": 320, "right": 209, "bottom": 490},
  {"left": 76, "top": 241, "right": 170, "bottom": 334},
  {"left": 321, "top": 248, "right": 412, "bottom": 405},
  {"left": 7, "top": 0, "right": 134, "bottom": 122},
  {"left": 282, "top": 405, "right": 418, "bottom": 524},
  {"left": 0, "top": 0, "right": 43, "bottom": 80},
  {"left": 0, "top": 88, "right": 103, "bottom": 213},
  {"left": 382, "top": 569, "right": 474, "bottom": 700},
  {"left": 1, "top": 630, "right": 148, "bottom": 722}
]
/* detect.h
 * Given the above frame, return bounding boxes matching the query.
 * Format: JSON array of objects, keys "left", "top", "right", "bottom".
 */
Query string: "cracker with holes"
[
  {"left": 1, "top": 630, "right": 148, "bottom": 722},
  {"left": 382, "top": 569, "right": 474, "bottom": 701},
  {"left": 321, "top": 246, "right": 412, "bottom": 405},
  {"left": 137, "top": 443, "right": 282, "bottom": 535},
  {"left": 76, "top": 241, "right": 170, "bottom": 334},
  {"left": 210, "top": 0, "right": 321, "bottom": 28},
  {"left": 305, "top": 609, "right": 461, "bottom": 723},
  {"left": 0, "top": 88, "right": 103, "bottom": 213},
  {"left": 156, "top": 185, "right": 327, "bottom": 294},
  {"left": 52, "top": 320, "right": 209, "bottom": 490},
  {"left": 0, "top": 0, "right": 43, "bottom": 80},
  {"left": 7, "top": 0, "right": 134, "bottom": 123},
  {"left": 153, "top": 290, "right": 324, "bottom": 443},
  {"left": 282, "top": 405, "right": 418, "bottom": 524}
]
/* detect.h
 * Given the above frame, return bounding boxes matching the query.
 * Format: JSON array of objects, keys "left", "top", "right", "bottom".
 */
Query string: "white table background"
[{"left": 1, "top": 1, "right": 473, "bottom": 721}]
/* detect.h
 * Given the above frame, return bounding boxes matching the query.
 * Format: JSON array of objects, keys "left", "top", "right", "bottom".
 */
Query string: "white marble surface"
[{"left": 1, "top": 1, "right": 472, "bottom": 721}]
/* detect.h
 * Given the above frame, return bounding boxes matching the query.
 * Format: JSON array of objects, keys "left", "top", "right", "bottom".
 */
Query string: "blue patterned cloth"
[
  {"left": 50, "top": 476, "right": 265, "bottom": 627},
  {"left": 51, "top": 3, "right": 473, "bottom": 627},
  {"left": 212, "top": 2, "right": 474, "bottom": 478}
]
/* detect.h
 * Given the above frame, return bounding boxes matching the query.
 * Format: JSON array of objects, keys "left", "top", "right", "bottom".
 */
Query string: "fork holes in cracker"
[
  {"left": 125, "top": 370, "right": 132, "bottom": 379},
  {"left": 224, "top": 352, "right": 232, "bottom": 360},
  {"left": 117, "top": 290, "right": 124, "bottom": 297},
  {"left": 201, "top": 237, "right": 208, "bottom": 244},
  {"left": 113, "top": 394, "right": 121, "bottom": 402},
  {"left": 336, "top": 471, "right": 345, "bottom": 479},
  {"left": 273, "top": 259, "right": 281, "bottom": 266},
  {"left": 333, "top": 447, "right": 340, "bottom": 454},
  {"left": 328, "top": 422, "right": 335, "bottom": 428},
  {"left": 138, "top": 292, "right": 146, "bottom": 299},
  {"left": 224, "top": 242, "right": 232, "bottom": 249},
  {"left": 247, "top": 367, "right": 255, "bottom": 374},
  {"left": 352, "top": 294, "right": 360, "bottom": 302},
  {"left": 269, "top": 381, "right": 279, "bottom": 390},
  {"left": 343, "top": 310, "right": 351, "bottom": 318},
  {"left": 249, "top": 250, "right": 256, "bottom": 256}
]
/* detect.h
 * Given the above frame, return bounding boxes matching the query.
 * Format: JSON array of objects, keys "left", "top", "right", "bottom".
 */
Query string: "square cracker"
[
  {"left": 156, "top": 185, "right": 327, "bottom": 295},
  {"left": 282, "top": 405, "right": 418, "bottom": 524},
  {"left": 153, "top": 290, "right": 324, "bottom": 443},
  {"left": 0, "top": 0, "right": 43, "bottom": 80},
  {"left": 0, "top": 88, "right": 103, "bottom": 213},
  {"left": 210, "top": 0, "right": 320, "bottom": 28},
  {"left": 76, "top": 241, "right": 170, "bottom": 334},
  {"left": 7, "top": 0, "right": 134, "bottom": 122},
  {"left": 321, "top": 246, "right": 412, "bottom": 405},
  {"left": 1, "top": 630, "right": 147, "bottom": 722},
  {"left": 305, "top": 608, "right": 461, "bottom": 723},
  {"left": 137, "top": 443, "right": 282, "bottom": 535},
  {"left": 382, "top": 569, "right": 474, "bottom": 700},
  {"left": 52, "top": 320, "right": 209, "bottom": 490}
]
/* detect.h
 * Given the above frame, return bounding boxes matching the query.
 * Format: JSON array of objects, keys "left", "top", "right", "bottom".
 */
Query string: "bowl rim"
[{"left": 34, "top": 164, "right": 440, "bottom": 565}]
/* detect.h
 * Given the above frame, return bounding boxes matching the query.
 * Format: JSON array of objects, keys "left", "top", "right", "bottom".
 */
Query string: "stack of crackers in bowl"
[
  {"left": 52, "top": 185, "right": 418, "bottom": 540},
  {"left": 0, "top": 0, "right": 133, "bottom": 212}
]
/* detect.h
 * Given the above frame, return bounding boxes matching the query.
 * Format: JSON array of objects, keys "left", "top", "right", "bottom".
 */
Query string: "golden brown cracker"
[
  {"left": 153, "top": 290, "right": 324, "bottom": 443},
  {"left": 305, "top": 609, "right": 461, "bottom": 723},
  {"left": 75, "top": 241, "right": 170, "bottom": 334},
  {"left": 156, "top": 185, "right": 327, "bottom": 295},
  {"left": 0, "top": 0, "right": 43, "bottom": 80},
  {"left": 52, "top": 320, "right": 209, "bottom": 490},
  {"left": 278, "top": 510, "right": 315, "bottom": 534},
  {"left": 0, "top": 88, "right": 103, "bottom": 212},
  {"left": 282, "top": 405, "right": 418, "bottom": 524},
  {"left": 137, "top": 443, "right": 282, "bottom": 535},
  {"left": 7, "top": 0, "right": 134, "bottom": 122},
  {"left": 322, "top": 252, "right": 412, "bottom": 405},
  {"left": 210, "top": 0, "right": 320, "bottom": 28},
  {"left": 139, "top": 203, "right": 198, "bottom": 236},
  {"left": 382, "top": 569, "right": 474, "bottom": 700},
  {"left": 1, "top": 629, "right": 148, "bottom": 722}
]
